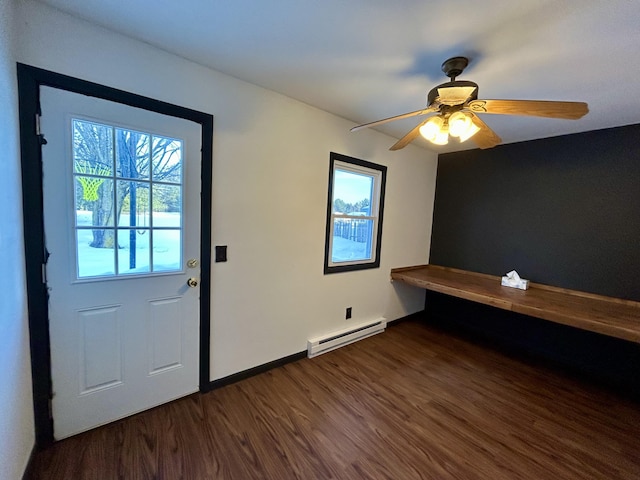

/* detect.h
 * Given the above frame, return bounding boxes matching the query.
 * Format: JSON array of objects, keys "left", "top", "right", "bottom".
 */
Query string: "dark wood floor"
[{"left": 27, "top": 319, "right": 640, "bottom": 479}]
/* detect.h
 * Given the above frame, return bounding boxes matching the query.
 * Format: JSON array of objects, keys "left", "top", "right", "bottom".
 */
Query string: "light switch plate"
[{"left": 215, "top": 245, "right": 227, "bottom": 262}]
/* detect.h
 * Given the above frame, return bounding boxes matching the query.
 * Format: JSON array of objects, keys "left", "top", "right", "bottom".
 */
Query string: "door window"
[{"left": 72, "top": 118, "right": 183, "bottom": 279}]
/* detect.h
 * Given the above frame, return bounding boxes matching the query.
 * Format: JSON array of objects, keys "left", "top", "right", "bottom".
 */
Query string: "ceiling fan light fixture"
[
  {"left": 458, "top": 122, "right": 480, "bottom": 142},
  {"left": 351, "top": 56, "right": 588, "bottom": 152}
]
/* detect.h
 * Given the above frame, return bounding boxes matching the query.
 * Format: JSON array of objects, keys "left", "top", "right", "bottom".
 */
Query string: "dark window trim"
[
  {"left": 17, "top": 63, "right": 214, "bottom": 447},
  {"left": 324, "top": 152, "right": 386, "bottom": 274}
]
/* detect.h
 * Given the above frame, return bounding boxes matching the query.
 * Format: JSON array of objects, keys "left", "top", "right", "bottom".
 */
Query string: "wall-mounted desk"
[{"left": 391, "top": 265, "right": 640, "bottom": 344}]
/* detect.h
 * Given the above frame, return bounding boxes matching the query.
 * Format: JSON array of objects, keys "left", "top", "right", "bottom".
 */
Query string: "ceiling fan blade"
[
  {"left": 389, "top": 121, "right": 427, "bottom": 151},
  {"left": 351, "top": 106, "right": 438, "bottom": 132},
  {"left": 470, "top": 114, "right": 502, "bottom": 149},
  {"left": 467, "top": 99, "right": 588, "bottom": 119}
]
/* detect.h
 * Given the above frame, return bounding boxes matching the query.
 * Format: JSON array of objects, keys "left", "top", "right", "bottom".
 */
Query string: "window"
[
  {"left": 72, "top": 118, "right": 184, "bottom": 279},
  {"left": 324, "top": 152, "right": 386, "bottom": 274}
]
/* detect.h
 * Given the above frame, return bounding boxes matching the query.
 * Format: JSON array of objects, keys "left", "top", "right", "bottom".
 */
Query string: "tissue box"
[{"left": 501, "top": 276, "right": 530, "bottom": 290}]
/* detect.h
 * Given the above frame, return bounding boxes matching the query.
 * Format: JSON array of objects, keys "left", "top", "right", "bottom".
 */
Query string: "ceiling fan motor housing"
[{"left": 441, "top": 56, "right": 469, "bottom": 80}]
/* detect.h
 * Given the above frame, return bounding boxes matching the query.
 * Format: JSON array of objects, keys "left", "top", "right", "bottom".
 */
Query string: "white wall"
[
  {"left": 0, "top": 0, "right": 36, "bottom": 478},
  {"left": 17, "top": 0, "right": 438, "bottom": 380}
]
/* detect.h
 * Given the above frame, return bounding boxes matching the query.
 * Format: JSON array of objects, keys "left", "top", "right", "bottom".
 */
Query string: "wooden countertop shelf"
[{"left": 391, "top": 264, "right": 640, "bottom": 344}]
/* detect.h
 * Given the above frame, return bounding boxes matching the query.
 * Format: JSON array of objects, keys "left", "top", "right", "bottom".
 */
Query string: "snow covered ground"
[
  {"left": 75, "top": 210, "right": 181, "bottom": 278},
  {"left": 331, "top": 236, "right": 370, "bottom": 263}
]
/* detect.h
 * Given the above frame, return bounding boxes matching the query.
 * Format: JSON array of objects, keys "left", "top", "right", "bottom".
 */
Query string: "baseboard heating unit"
[{"left": 307, "top": 319, "right": 387, "bottom": 358}]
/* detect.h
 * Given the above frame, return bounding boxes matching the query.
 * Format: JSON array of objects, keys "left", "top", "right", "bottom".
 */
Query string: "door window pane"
[
  {"left": 152, "top": 229, "right": 181, "bottom": 272},
  {"left": 76, "top": 229, "right": 115, "bottom": 277},
  {"left": 152, "top": 136, "right": 182, "bottom": 183},
  {"left": 73, "top": 120, "right": 113, "bottom": 175},
  {"left": 152, "top": 184, "right": 181, "bottom": 227},
  {"left": 118, "top": 229, "right": 150, "bottom": 274},
  {"left": 117, "top": 181, "right": 151, "bottom": 228},
  {"left": 116, "top": 129, "right": 150, "bottom": 179},
  {"left": 75, "top": 177, "right": 115, "bottom": 227}
]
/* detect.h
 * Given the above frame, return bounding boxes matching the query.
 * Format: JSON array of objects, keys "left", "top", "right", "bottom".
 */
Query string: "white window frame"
[{"left": 324, "top": 153, "right": 386, "bottom": 274}]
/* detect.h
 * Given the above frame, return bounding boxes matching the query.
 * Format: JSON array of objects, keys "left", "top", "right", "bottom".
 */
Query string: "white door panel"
[{"left": 41, "top": 87, "right": 201, "bottom": 439}]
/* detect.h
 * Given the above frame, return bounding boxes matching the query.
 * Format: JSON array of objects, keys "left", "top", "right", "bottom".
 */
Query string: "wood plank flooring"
[{"left": 26, "top": 319, "right": 640, "bottom": 479}]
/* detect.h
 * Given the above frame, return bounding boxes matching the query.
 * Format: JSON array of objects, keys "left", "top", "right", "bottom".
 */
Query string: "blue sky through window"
[{"left": 333, "top": 170, "right": 373, "bottom": 205}]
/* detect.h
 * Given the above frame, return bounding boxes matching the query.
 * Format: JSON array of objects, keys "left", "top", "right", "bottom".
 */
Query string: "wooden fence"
[{"left": 333, "top": 219, "right": 372, "bottom": 243}]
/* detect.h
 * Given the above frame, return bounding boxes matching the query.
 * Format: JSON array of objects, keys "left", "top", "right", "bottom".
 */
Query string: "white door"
[{"left": 41, "top": 86, "right": 202, "bottom": 439}]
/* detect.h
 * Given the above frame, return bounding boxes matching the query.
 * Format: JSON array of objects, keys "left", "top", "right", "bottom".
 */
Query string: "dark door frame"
[{"left": 17, "top": 63, "right": 214, "bottom": 447}]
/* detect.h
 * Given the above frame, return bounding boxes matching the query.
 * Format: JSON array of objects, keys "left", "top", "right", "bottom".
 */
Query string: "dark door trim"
[{"left": 17, "top": 63, "right": 214, "bottom": 447}]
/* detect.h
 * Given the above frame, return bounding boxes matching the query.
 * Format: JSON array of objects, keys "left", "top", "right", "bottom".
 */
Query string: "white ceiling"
[{"left": 37, "top": 0, "right": 640, "bottom": 153}]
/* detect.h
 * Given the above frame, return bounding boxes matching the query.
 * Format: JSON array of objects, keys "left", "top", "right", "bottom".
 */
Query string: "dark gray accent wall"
[
  {"left": 430, "top": 123, "right": 640, "bottom": 301},
  {"left": 427, "top": 124, "right": 640, "bottom": 397}
]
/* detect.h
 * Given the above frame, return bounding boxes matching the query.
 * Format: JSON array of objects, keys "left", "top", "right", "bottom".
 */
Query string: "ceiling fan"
[{"left": 351, "top": 56, "right": 588, "bottom": 150}]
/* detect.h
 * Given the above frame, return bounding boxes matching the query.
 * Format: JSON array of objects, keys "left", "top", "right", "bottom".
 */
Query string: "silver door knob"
[
  {"left": 187, "top": 259, "right": 199, "bottom": 268},
  {"left": 187, "top": 278, "right": 198, "bottom": 288}
]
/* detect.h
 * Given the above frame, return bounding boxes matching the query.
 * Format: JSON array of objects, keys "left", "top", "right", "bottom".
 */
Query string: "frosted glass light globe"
[
  {"left": 449, "top": 111, "right": 472, "bottom": 137},
  {"left": 459, "top": 122, "right": 480, "bottom": 142},
  {"left": 419, "top": 116, "right": 444, "bottom": 140},
  {"left": 431, "top": 130, "right": 449, "bottom": 145}
]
